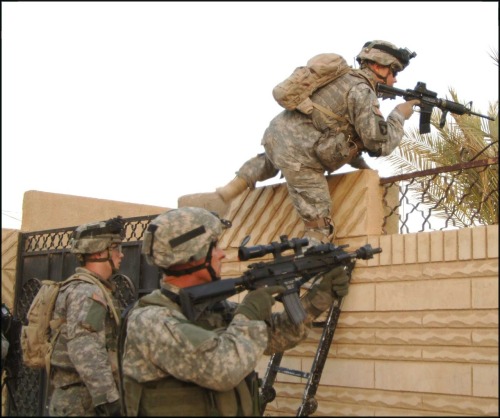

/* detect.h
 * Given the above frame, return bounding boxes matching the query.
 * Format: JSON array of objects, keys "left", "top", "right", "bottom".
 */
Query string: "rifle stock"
[
  {"left": 377, "top": 81, "right": 495, "bottom": 134},
  {"left": 178, "top": 235, "right": 382, "bottom": 324}
]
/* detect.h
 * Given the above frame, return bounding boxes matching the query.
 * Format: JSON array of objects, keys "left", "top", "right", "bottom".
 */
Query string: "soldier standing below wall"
[
  {"left": 48, "top": 217, "right": 125, "bottom": 417},
  {"left": 183, "top": 40, "right": 419, "bottom": 245},
  {"left": 119, "top": 207, "right": 350, "bottom": 416}
]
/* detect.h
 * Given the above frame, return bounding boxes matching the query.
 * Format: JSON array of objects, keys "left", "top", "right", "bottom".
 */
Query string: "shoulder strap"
[
  {"left": 117, "top": 301, "right": 137, "bottom": 416},
  {"left": 64, "top": 273, "right": 120, "bottom": 326},
  {"left": 311, "top": 101, "right": 348, "bottom": 124}
]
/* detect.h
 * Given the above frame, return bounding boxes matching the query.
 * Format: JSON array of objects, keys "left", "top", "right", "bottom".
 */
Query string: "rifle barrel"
[{"left": 468, "top": 110, "right": 495, "bottom": 121}]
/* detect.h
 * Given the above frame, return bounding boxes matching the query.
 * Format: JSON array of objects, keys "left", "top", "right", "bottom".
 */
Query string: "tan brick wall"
[
  {"left": 1, "top": 229, "right": 19, "bottom": 311},
  {"left": 253, "top": 226, "right": 498, "bottom": 416},
  {"left": 1, "top": 229, "right": 19, "bottom": 416}
]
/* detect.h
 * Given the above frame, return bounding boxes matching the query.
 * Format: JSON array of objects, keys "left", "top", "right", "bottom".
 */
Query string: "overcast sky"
[{"left": 2, "top": 1, "right": 498, "bottom": 229}]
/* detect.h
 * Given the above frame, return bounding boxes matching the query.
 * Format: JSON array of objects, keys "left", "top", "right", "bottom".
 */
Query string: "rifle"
[
  {"left": 377, "top": 81, "right": 495, "bottom": 134},
  {"left": 177, "top": 235, "right": 382, "bottom": 325}
]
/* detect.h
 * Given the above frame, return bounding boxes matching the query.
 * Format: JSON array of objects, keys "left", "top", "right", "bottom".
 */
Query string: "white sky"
[{"left": 2, "top": 1, "right": 498, "bottom": 229}]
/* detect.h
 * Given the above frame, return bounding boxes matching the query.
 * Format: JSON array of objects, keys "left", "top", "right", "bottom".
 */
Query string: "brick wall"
[
  {"left": 242, "top": 226, "right": 498, "bottom": 416},
  {"left": 1, "top": 229, "right": 19, "bottom": 311}
]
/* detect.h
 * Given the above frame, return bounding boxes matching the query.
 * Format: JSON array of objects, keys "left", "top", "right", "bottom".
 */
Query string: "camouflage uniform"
[
  {"left": 237, "top": 67, "right": 407, "bottom": 225},
  {"left": 49, "top": 267, "right": 122, "bottom": 416},
  {"left": 121, "top": 280, "right": 331, "bottom": 416}
]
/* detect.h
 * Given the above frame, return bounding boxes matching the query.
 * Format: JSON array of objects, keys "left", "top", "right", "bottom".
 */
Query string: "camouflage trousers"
[
  {"left": 49, "top": 384, "right": 95, "bottom": 416},
  {"left": 236, "top": 153, "right": 332, "bottom": 222}
]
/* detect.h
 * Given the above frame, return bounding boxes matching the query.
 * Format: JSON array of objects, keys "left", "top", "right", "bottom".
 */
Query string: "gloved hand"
[
  {"left": 313, "top": 265, "right": 350, "bottom": 298},
  {"left": 235, "top": 286, "right": 286, "bottom": 321},
  {"left": 349, "top": 155, "right": 371, "bottom": 170},
  {"left": 324, "top": 265, "right": 350, "bottom": 298},
  {"left": 395, "top": 99, "right": 420, "bottom": 120},
  {"left": 302, "top": 266, "right": 350, "bottom": 318},
  {"left": 95, "top": 400, "right": 121, "bottom": 417}
]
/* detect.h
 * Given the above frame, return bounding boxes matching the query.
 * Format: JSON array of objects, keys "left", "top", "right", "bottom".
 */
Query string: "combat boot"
[
  {"left": 215, "top": 176, "right": 248, "bottom": 203},
  {"left": 177, "top": 176, "right": 248, "bottom": 218},
  {"left": 303, "top": 217, "right": 334, "bottom": 247}
]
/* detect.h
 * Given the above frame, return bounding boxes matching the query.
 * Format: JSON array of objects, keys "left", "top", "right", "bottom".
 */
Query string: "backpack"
[
  {"left": 272, "top": 53, "right": 352, "bottom": 115},
  {"left": 20, "top": 273, "right": 119, "bottom": 372}
]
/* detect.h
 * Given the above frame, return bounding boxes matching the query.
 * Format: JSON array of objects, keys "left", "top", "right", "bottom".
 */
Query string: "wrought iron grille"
[{"left": 381, "top": 157, "right": 498, "bottom": 233}]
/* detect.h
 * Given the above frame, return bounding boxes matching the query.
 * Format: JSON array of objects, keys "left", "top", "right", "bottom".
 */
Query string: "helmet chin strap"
[
  {"left": 164, "top": 241, "right": 220, "bottom": 282},
  {"left": 367, "top": 65, "right": 389, "bottom": 84},
  {"left": 86, "top": 249, "right": 118, "bottom": 273},
  {"left": 204, "top": 241, "right": 220, "bottom": 282}
]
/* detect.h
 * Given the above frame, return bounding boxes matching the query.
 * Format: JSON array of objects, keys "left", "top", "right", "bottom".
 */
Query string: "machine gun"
[
  {"left": 377, "top": 81, "right": 495, "bottom": 134},
  {"left": 177, "top": 235, "right": 381, "bottom": 325}
]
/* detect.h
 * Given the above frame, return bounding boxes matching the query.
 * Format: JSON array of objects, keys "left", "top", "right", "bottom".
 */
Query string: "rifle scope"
[{"left": 238, "top": 237, "right": 309, "bottom": 261}]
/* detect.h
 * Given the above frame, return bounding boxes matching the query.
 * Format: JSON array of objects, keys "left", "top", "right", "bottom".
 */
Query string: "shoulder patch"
[
  {"left": 82, "top": 298, "right": 107, "bottom": 332},
  {"left": 163, "top": 316, "right": 216, "bottom": 350},
  {"left": 378, "top": 121, "right": 388, "bottom": 135}
]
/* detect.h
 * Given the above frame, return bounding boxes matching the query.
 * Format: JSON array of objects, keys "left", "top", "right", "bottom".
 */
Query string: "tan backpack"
[
  {"left": 20, "top": 273, "right": 119, "bottom": 373},
  {"left": 272, "top": 53, "right": 352, "bottom": 115}
]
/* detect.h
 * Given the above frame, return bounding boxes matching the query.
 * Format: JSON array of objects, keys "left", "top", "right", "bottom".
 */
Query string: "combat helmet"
[
  {"left": 356, "top": 40, "right": 416, "bottom": 72},
  {"left": 142, "top": 207, "right": 231, "bottom": 279},
  {"left": 70, "top": 216, "right": 125, "bottom": 255}
]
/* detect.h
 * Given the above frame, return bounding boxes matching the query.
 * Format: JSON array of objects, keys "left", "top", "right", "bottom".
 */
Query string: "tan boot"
[
  {"left": 302, "top": 217, "right": 335, "bottom": 247},
  {"left": 178, "top": 192, "right": 230, "bottom": 216},
  {"left": 216, "top": 176, "right": 248, "bottom": 202},
  {"left": 303, "top": 227, "right": 331, "bottom": 247},
  {"left": 177, "top": 177, "right": 248, "bottom": 218}
]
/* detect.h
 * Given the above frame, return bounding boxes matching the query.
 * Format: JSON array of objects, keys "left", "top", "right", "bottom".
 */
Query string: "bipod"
[{"left": 259, "top": 262, "right": 354, "bottom": 416}]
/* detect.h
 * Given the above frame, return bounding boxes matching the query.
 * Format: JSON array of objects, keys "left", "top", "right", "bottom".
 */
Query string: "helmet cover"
[
  {"left": 70, "top": 216, "right": 124, "bottom": 254},
  {"left": 356, "top": 40, "right": 416, "bottom": 71},
  {"left": 142, "top": 207, "right": 229, "bottom": 269}
]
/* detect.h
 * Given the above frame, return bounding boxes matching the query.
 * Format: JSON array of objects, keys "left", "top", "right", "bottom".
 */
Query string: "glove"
[
  {"left": 235, "top": 286, "right": 286, "bottom": 321},
  {"left": 311, "top": 266, "right": 349, "bottom": 298},
  {"left": 349, "top": 155, "right": 371, "bottom": 170},
  {"left": 95, "top": 400, "right": 121, "bottom": 417},
  {"left": 395, "top": 99, "right": 420, "bottom": 120},
  {"left": 326, "top": 265, "right": 350, "bottom": 298}
]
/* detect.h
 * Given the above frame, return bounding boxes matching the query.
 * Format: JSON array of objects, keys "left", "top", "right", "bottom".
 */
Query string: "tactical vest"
[{"left": 119, "top": 291, "right": 261, "bottom": 416}]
